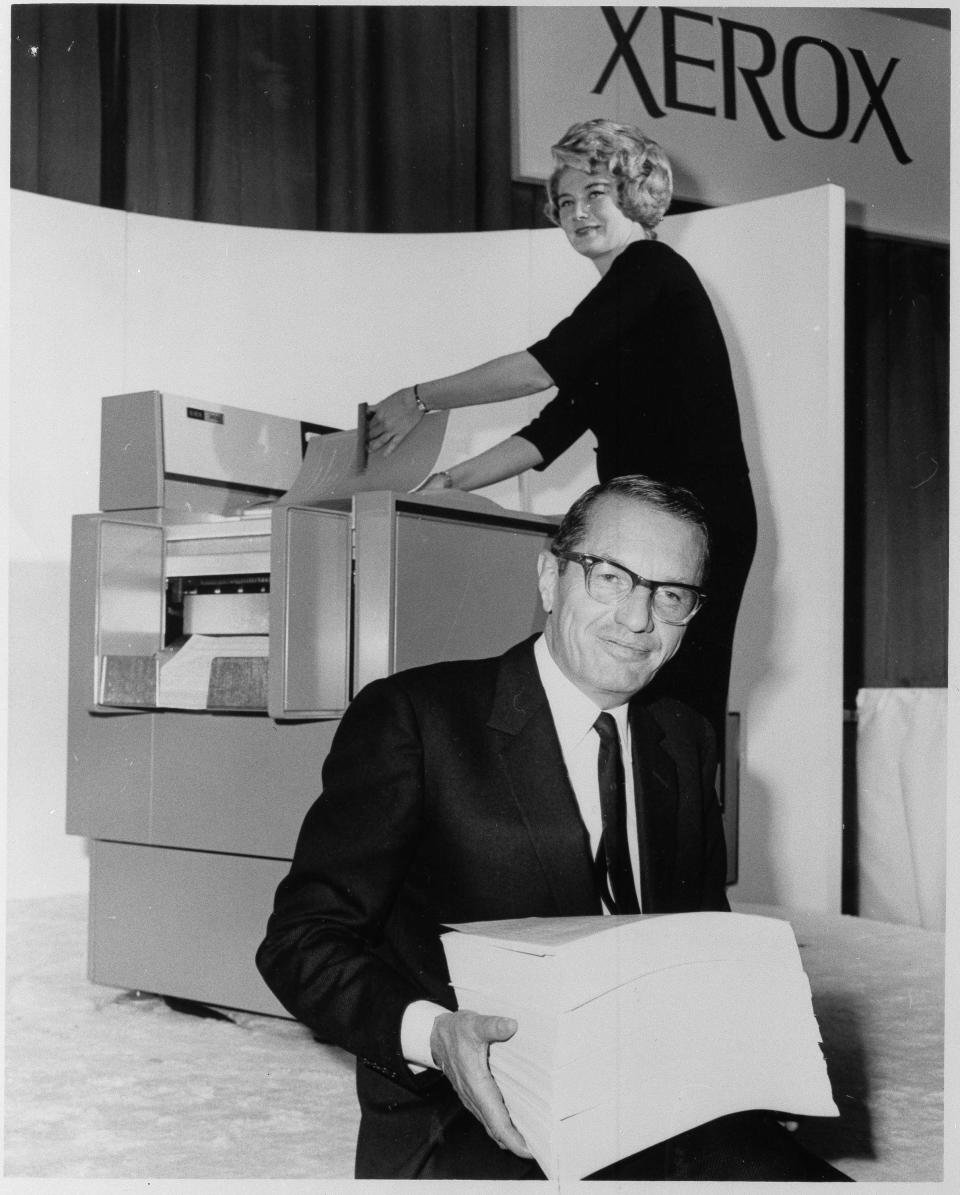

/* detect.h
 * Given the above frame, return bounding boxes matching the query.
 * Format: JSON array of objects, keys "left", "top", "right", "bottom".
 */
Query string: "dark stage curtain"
[
  {"left": 10, "top": 5, "right": 948, "bottom": 690},
  {"left": 11, "top": 3, "right": 518, "bottom": 231},
  {"left": 845, "top": 234, "right": 949, "bottom": 693},
  {"left": 11, "top": 4, "right": 103, "bottom": 204}
]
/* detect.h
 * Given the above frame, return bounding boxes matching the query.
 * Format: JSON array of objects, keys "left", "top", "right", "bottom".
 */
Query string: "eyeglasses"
[{"left": 552, "top": 550, "right": 707, "bottom": 625}]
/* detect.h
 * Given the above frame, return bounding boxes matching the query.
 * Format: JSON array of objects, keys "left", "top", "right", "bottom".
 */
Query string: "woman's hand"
[
  {"left": 367, "top": 388, "right": 423, "bottom": 455},
  {"left": 417, "top": 471, "right": 455, "bottom": 491},
  {"left": 366, "top": 354, "right": 551, "bottom": 458}
]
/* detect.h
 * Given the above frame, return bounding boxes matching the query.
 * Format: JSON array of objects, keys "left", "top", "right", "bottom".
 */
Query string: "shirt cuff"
[{"left": 401, "top": 999, "right": 449, "bottom": 1072}]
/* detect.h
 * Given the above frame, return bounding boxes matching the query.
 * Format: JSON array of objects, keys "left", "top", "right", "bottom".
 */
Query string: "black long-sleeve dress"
[{"left": 516, "top": 238, "right": 757, "bottom": 741}]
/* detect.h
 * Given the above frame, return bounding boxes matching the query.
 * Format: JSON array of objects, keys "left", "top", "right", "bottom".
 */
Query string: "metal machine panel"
[
  {"left": 352, "top": 491, "right": 557, "bottom": 690},
  {"left": 99, "top": 391, "right": 165, "bottom": 511},
  {"left": 100, "top": 391, "right": 314, "bottom": 513},
  {"left": 94, "top": 518, "right": 165, "bottom": 708},
  {"left": 150, "top": 713, "right": 336, "bottom": 857},
  {"left": 158, "top": 393, "right": 304, "bottom": 495},
  {"left": 97, "top": 519, "right": 165, "bottom": 660},
  {"left": 392, "top": 511, "right": 552, "bottom": 674},
  {"left": 88, "top": 840, "right": 290, "bottom": 1016},
  {"left": 66, "top": 514, "right": 155, "bottom": 839},
  {"left": 268, "top": 504, "right": 352, "bottom": 719},
  {"left": 72, "top": 513, "right": 155, "bottom": 710},
  {"left": 351, "top": 491, "right": 396, "bottom": 692},
  {"left": 65, "top": 707, "right": 155, "bottom": 842}
]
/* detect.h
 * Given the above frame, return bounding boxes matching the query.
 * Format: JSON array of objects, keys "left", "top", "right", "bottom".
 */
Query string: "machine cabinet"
[
  {"left": 88, "top": 841, "right": 292, "bottom": 1017},
  {"left": 67, "top": 393, "right": 558, "bottom": 1013}
]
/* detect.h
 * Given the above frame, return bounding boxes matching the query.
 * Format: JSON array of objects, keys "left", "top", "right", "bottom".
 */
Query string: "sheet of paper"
[
  {"left": 445, "top": 914, "right": 637, "bottom": 952},
  {"left": 275, "top": 408, "right": 449, "bottom": 507},
  {"left": 442, "top": 912, "right": 803, "bottom": 1010},
  {"left": 157, "top": 634, "right": 269, "bottom": 709}
]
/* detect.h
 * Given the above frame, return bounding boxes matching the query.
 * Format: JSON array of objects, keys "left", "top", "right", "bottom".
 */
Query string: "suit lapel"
[
  {"left": 630, "top": 699, "right": 679, "bottom": 912},
  {"left": 487, "top": 640, "right": 600, "bottom": 915}
]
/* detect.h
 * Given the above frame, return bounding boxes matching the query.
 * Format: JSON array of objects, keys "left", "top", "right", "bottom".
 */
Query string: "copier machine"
[{"left": 66, "top": 391, "right": 558, "bottom": 1015}]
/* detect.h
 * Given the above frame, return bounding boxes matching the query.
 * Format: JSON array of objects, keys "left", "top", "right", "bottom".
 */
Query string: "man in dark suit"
[{"left": 256, "top": 474, "right": 849, "bottom": 1181}]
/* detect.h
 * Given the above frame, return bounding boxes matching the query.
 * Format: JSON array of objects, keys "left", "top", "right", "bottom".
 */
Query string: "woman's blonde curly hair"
[{"left": 544, "top": 119, "right": 673, "bottom": 236}]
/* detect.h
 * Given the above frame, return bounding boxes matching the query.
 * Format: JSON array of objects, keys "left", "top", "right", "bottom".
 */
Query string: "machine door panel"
[
  {"left": 88, "top": 840, "right": 291, "bottom": 1016},
  {"left": 352, "top": 497, "right": 556, "bottom": 691},
  {"left": 268, "top": 504, "right": 352, "bottom": 720},
  {"left": 150, "top": 713, "right": 336, "bottom": 857},
  {"left": 393, "top": 513, "right": 552, "bottom": 674},
  {"left": 97, "top": 519, "right": 165, "bottom": 658},
  {"left": 64, "top": 704, "right": 155, "bottom": 841},
  {"left": 66, "top": 514, "right": 161, "bottom": 839},
  {"left": 74, "top": 515, "right": 165, "bottom": 711}
]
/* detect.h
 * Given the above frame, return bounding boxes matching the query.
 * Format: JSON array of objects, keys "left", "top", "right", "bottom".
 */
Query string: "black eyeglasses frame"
[{"left": 551, "top": 548, "right": 707, "bottom": 625}]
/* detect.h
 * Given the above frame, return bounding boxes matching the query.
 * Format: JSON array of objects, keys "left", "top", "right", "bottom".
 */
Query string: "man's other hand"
[{"left": 429, "top": 1010, "right": 533, "bottom": 1159}]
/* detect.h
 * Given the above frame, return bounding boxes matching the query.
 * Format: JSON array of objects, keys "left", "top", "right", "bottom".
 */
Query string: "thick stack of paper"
[{"left": 441, "top": 912, "right": 838, "bottom": 1180}]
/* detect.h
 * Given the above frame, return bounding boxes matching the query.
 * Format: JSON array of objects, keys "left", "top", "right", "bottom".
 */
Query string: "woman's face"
[{"left": 555, "top": 168, "right": 640, "bottom": 267}]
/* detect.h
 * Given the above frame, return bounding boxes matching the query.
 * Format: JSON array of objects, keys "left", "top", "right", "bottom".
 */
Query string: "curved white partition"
[{"left": 10, "top": 186, "right": 844, "bottom": 909}]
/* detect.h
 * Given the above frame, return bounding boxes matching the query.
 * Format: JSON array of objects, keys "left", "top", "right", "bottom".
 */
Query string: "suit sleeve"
[{"left": 256, "top": 676, "right": 449, "bottom": 1092}]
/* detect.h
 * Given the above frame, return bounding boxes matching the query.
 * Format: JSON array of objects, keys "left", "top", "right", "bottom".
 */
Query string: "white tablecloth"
[
  {"left": 735, "top": 902, "right": 944, "bottom": 1182},
  {"left": 856, "top": 687, "right": 946, "bottom": 930}
]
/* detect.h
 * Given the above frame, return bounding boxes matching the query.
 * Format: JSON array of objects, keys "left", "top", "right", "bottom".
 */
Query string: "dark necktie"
[{"left": 593, "top": 712, "right": 640, "bottom": 914}]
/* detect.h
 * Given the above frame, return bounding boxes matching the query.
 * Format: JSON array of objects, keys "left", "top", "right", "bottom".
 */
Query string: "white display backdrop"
[
  {"left": 514, "top": 6, "right": 948, "bottom": 243},
  {"left": 9, "top": 185, "right": 843, "bottom": 910}
]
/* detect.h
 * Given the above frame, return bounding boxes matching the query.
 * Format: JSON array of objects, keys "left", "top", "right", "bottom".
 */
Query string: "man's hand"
[
  {"left": 430, "top": 1010, "right": 533, "bottom": 1159},
  {"left": 366, "top": 389, "right": 422, "bottom": 455}
]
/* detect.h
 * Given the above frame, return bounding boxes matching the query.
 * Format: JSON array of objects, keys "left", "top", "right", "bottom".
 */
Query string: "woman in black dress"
[{"left": 367, "top": 119, "right": 756, "bottom": 741}]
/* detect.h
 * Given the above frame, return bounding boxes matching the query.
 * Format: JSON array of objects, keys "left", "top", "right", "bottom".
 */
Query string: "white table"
[{"left": 734, "top": 902, "right": 944, "bottom": 1182}]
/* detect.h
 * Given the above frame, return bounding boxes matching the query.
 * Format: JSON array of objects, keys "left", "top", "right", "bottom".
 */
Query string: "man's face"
[{"left": 538, "top": 496, "right": 705, "bottom": 708}]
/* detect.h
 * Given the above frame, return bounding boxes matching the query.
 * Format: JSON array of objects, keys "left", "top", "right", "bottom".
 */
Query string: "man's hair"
[
  {"left": 544, "top": 118, "right": 673, "bottom": 234},
  {"left": 552, "top": 474, "right": 711, "bottom": 581}
]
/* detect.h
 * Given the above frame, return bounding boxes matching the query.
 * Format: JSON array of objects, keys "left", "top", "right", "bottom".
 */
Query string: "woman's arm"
[
  {"left": 421, "top": 435, "right": 544, "bottom": 492},
  {"left": 367, "top": 351, "right": 553, "bottom": 455}
]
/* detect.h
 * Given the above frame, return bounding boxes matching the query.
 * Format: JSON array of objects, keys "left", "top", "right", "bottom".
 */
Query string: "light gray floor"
[
  {"left": 5, "top": 894, "right": 947, "bottom": 1185},
  {"left": 5, "top": 894, "right": 358, "bottom": 1182}
]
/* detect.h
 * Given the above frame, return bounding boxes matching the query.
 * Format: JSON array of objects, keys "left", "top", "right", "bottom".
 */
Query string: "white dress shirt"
[
  {"left": 401, "top": 634, "right": 642, "bottom": 1069},
  {"left": 533, "top": 634, "right": 641, "bottom": 900}
]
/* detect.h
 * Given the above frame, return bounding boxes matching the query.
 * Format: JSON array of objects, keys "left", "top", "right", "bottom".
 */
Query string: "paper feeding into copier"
[
  {"left": 238, "top": 400, "right": 465, "bottom": 517},
  {"left": 267, "top": 404, "right": 451, "bottom": 509}
]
